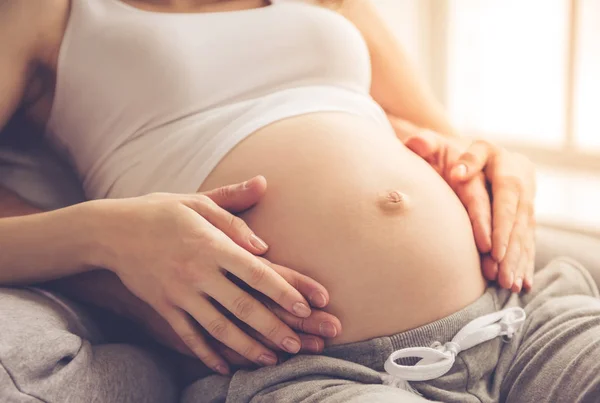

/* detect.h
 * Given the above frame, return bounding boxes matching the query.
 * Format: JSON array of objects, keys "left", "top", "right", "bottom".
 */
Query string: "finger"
[
  {"left": 497, "top": 251, "right": 516, "bottom": 290},
  {"left": 228, "top": 296, "right": 335, "bottom": 354},
  {"left": 186, "top": 196, "right": 269, "bottom": 255},
  {"left": 451, "top": 140, "right": 493, "bottom": 181},
  {"left": 266, "top": 301, "right": 342, "bottom": 340},
  {"left": 234, "top": 317, "right": 324, "bottom": 354},
  {"left": 523, "top": 213, "right": 537, "bottom": 291},
  {"left": 454, "top": 175, "right": 492, "bottom": 253},
  {"left": 481, "top": 254, "right": 499, "bottom": 282},
  {"left": 213, "top": 343, "right": 254, "bottom": 368},
  {"left": 254, "top": 332, "right": 323, "bottom": 355},
  {"left": 298, "top": 334, "right": 324, "bottom": 354},
  {"left": 172, "top": 353, "right": 216, "bottom": 383},
  {"left": 179, "top": 294, "right": 280, "bottom": 367},
  {"left": 490, "top": 175, "right": 521, "bottom": 262},
  {"left": 201, "top": 176, "right": 267, "bottom": 213},
  {"left": 511, "top": 217, "right": 528, "bottom": 293},
  {"left": 510, "top": 208, "right": 530, "bottom": 293},
  {"left": 215, "top": 240, "right": 312, "bottom": 319},
  {"left": 204, "top": 275, "right": 303, "bottom": 355},
  {"left": 162, "top": 307, "right": 231, "bottom": 375},
  {"left": 509, "top": 201, "right": 532, "bottom": 293},
  {"left": 260, "top": 258, "right": 330, "bottom": 308},
  {"left": 512, "top": 252, "right": 528, "bottom": 294},
  {"left": 497, "top": 209, "right": 526, "bottom": 291},
  {"left": 404, "top": 129, "right": 443, "bottom": 160}
]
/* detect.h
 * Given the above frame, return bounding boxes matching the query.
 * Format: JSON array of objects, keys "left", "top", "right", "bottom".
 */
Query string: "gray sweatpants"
[
  {"left": 182, "top": 257, "right": 600, "bottom": 403},
  {"left": 0, "top": 288, "right": 179, "bottom": 403},
  {"left": 2, "top": 258, "right": 600, "bottom": 403}
]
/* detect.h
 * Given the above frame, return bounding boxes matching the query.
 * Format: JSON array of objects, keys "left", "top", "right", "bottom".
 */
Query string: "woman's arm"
[
  {"left": 0, "top": 187, "right": 146, "bottom": 314},
  {"left": 0, "top": 1, "right": 45, "bottom": 131},
  {"left": 337, "top": 0, "right": 459, "bottom": 138},
  {"left": 0, "top": 201, "right": 100, "bottom": 284}
]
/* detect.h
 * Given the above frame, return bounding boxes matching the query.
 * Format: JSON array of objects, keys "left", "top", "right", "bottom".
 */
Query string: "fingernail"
[
  {"left": 258, "top": 354, "right": 278, "bottom": 366},
  {"left": 243, "top": 179, "right": 252, "bottom": 189},
  {"left": 490, "top": 262, "right": 499, "bottom": 279},
  {"left": 249, "top": 234, "right": 268, "bottom": 251},
  {"left": 454, "top": 164, "right": 467, "bottom": 179},
  {"left": 524, "top": 275, "right": 533, "bottom": 290},
  {"left": 513, "top": 277, "right": 523, "bottom": 293},
  {"left": 282, "top": 337, "right": 301, "bottom": 354},
  {"left": 319, "top": 322, "right": 338, "bottom": 338},
  {"left": 507, "top": 271, "right": 515, "bottom": 288},
  {"left": 293, "top": 302, "right": 311, "bottom": 317},
  {"left": 214, "top": 364, "right": 230, "bottom": 375},
  {"left": 497, "top": 245, "right": 507, "bottom": 261},
  {"left": 303, "top": 338, "right": 322, "bottom": 353},
  {"left": 310, "top": 292, "right": 327, "bottom": 308}
]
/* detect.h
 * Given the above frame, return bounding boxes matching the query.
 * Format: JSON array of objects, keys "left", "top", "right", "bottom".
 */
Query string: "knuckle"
[
  {"left": 248, "top": 261, "right": 267, "bottom": 286},
  {"left": 206, "top": 317, "right": 229, "bottom": 340},
  {"left": 206, "top": 232, "right": 229, "bottom": 256},
  {"left": 241, "top": 344, "right": 257, "bottom": 360},
  {"left": 163, "top": 287, "right": 183, "bottom": 306},
  {"left": 265, "top": 322, "right": 282, "bottom": 340},
  {"left": 232, "top": 295, "right": 255, "bottom": 321},
  {"left": 180, "top": 332, "right": 204, "bottom": 351},
  {"left": 461, "top": 151, "right": 482, "bottom": 166},
  {"left": 294, "top": 317, "right": 307, "bottom": 333},
  {"left": 217, "top": 185, "right": 233, "bottom": 200},
  {"left": 521, "top": 200, "right": 535, "bottom": 217},
  {"left": 227, "top": 214, "right": 247, "bottom": 234},
  {"left": 196, "top": 193, "right": 213, "bottom": 206},
  {"left": 196, "top": 350, "right": 217, "bottom": 366},
  {"left": 275, "top": 287, "right": 291, "bottom": 306},
  {"left": 173, "top": 259, "right": 208, "bottom": 286},
  {"left": 500, "top": 203, "right": 518, "bottom": 219},
  {"left": 498, "top": 175, "right": 524, "bottom": 194},
  {"left": 206, "top": 233, "right": 223, "bottom": 251}
]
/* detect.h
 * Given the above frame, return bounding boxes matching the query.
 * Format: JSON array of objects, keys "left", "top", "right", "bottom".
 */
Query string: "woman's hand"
[
  {"left": 132, "top": 261, "right": 341, "bottom": 367},
  {"left": 90, "top": 176, "right": 337, "bottom": 375},
  {"left": 389, "top": 117, "right": 536, "bottom": 292}
]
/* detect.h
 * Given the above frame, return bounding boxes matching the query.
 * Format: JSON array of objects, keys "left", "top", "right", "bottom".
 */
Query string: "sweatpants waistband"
[{"left": 323, "top": 286, "right": 508, "bottom": 371}]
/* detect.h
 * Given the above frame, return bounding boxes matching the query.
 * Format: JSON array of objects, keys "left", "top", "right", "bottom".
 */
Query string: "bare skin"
[
  {"left": 0, "top": 0, "right": 536, "bottom": 372},
  {"left": 199, "top": 113, "right": 486, "bottom": 344}
]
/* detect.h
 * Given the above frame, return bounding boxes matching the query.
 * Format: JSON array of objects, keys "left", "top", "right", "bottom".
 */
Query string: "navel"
[{"left": 377, "top": 190, "right": 410, "bottom": 213}]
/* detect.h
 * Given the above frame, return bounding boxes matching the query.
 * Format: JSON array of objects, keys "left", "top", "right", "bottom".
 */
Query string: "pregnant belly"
[{"left": 198, "top": 113, "right": 486, "bottom": 345}]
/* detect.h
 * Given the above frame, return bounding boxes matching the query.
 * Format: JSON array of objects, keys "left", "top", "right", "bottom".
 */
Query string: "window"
[
  {"left": 444, "top": 0, "right": 569, "bottom": 147},
  {"left": 374, "top": 0, "right": 600, "bottom": 234},
  {"left": 574, "top": 0, "right": 600, "bottom": 151},
  {"left": 437, "top": 0, "right": 600, "bottom": 162}
]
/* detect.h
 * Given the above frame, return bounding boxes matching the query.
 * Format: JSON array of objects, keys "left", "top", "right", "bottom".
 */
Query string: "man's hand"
[
  {"left": 450, "top": 140, "right": 536, "bottom": 292},
  {"left": 128, "top": 265, "right": 341, "bottom": 369},
  {"left": 391, "top": 118, "right": 536, "bottom": 293}
]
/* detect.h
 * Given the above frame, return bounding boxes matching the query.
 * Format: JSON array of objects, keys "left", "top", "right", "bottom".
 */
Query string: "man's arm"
[{"left": 338, "top": 0, "right": 459, "bottom": 139}]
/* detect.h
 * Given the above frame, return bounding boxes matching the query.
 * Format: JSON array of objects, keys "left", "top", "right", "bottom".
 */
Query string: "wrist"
[{"left": 73, "top": 199, "right": 123, "bottom": 273}]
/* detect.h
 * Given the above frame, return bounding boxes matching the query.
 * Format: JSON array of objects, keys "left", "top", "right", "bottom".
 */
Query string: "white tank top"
[{"left": 46, "top": 0, "right": 391, "bottom": 199}]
